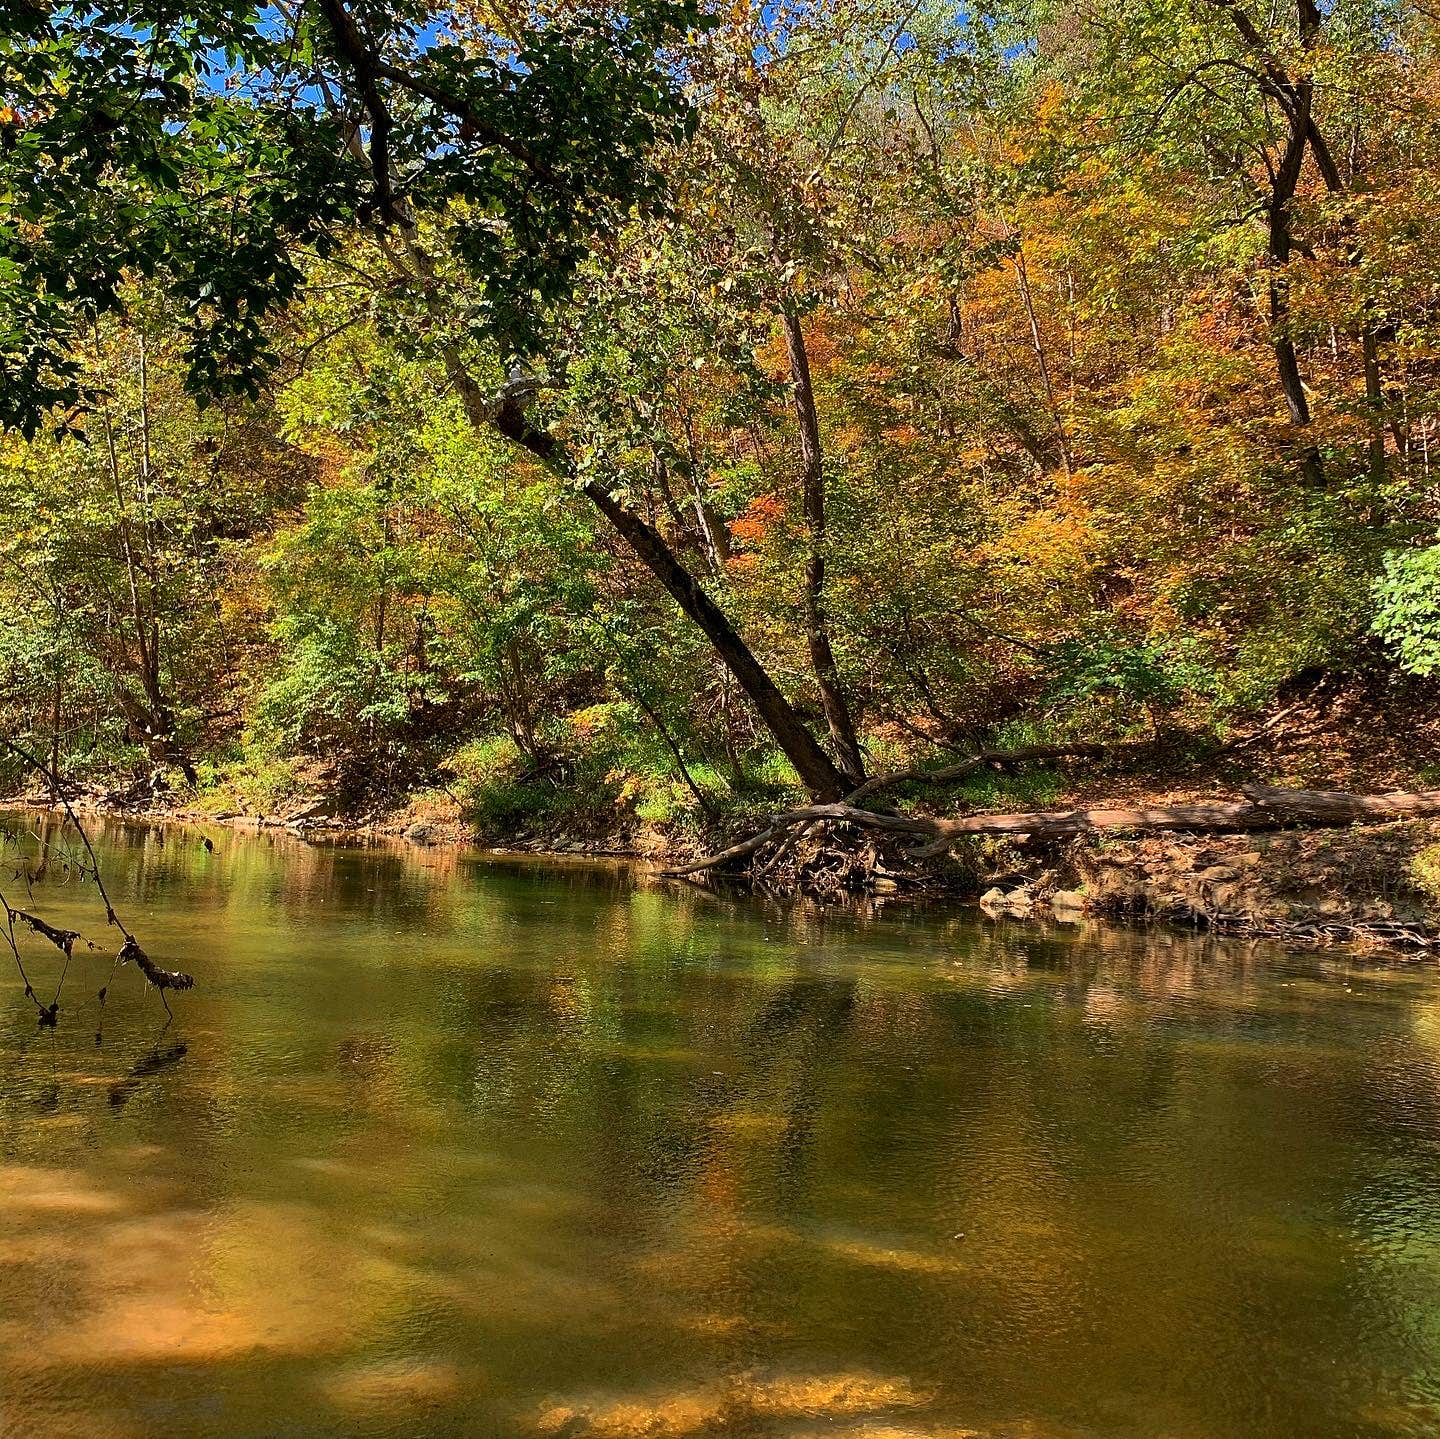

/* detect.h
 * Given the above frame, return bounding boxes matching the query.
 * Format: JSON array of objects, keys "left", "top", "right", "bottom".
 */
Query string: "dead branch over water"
[{"left": 0, "top": 737, "right": 193, "bottom": 1026}]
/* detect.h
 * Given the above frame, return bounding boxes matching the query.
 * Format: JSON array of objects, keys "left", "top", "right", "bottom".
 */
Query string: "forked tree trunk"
[{"left": 1208, "top": 0, "right": 1335, "bottom": 486}]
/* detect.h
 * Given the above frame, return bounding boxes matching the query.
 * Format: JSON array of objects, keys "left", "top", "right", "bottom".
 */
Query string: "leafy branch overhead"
[{"left": 0, "top": 0, "right": 703, "bottom": 428}]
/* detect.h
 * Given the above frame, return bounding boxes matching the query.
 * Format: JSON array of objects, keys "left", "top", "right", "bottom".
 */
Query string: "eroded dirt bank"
[{"left": 974, "top": 821, "right": 1440, "bottom": 949}]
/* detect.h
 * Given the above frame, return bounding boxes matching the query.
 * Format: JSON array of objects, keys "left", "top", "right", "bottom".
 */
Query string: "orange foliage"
[{"left": 730, "top": 493, "right": 786, "bottom": 546}]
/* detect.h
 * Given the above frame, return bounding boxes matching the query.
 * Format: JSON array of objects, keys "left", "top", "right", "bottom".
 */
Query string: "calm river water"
[{"left": 2, "top": 819, "right": 1440, "bottom": 1438}]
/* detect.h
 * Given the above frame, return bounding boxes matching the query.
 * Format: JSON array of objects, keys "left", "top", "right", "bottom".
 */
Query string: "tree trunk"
[
  {"left": 1267, "top": 97, "right": 1325, "bottom": 485},
  {"left": 1009, "top": 238, "right": 1073, "bottom": 479},
  {"left": 1209, "top": 0, "right": 1332, "bottom": 484},
  {"left": 475, "top": 380, "right": 848, "bottom": 800},
  {"left": 1362, "top": 326, "right": 1387, "bottom": 480},
  {"left": 580, "top": 476, "right": 847, "bottom": 800},
  {"left": 630, "top": 689, "right": 717, "bottom": 820},
  {"left": 913, "top": 784, "right": 1440, "bottom": 844},
  {"left": 779, "top": 305, "right": 866, "bottom": 783},
  {"left": 360, "top": 208, "right": 848, "bottom": 802}
]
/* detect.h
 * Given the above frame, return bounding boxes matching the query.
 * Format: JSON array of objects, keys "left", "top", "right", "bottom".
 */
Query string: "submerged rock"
[{"left": 980, "top": 885, "right": 1035, "bottom": 917}]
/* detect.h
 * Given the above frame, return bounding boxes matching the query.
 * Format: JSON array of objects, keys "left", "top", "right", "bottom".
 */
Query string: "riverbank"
[
  {"left": 980, "top": 819, "right": 1440, "bottom": 950},
  {"left": 11, "top": 777, "right": 1440, "bottom": 953}
]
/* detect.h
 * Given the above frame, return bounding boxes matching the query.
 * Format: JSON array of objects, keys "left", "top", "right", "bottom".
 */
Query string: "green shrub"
[
  {"left": 193, "top": 753, "right": 301, "bottom": 813},
  {"left": 1409, "top": 843, "right": 1440, "bottom": 907},
  {"left": 1374, "top": 545, "right": 1440, "bottom": 677}
]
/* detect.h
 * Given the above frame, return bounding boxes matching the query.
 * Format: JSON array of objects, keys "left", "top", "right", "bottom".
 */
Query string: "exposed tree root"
[
  {"left": 663, "top": 742, "right": 1154, "bottom": 881},
  {"left": 746, "top": 823, "right": 930, "bottom": 903},
  {"left": 664, "top": 763, "right": 1440, "bottom": 894}
]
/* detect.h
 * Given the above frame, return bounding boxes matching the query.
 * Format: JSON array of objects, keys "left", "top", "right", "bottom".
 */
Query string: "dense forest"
[{"left": 4, "top": 0, "right": 1440, "bottom": 855}]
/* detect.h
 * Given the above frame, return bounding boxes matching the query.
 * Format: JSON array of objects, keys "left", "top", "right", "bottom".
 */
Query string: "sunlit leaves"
[{"left": 0, "top": 0, "right": 703, "bottom": 430}]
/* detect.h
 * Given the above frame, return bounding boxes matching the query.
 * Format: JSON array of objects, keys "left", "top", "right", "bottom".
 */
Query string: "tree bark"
[
  {"left": 580, "top": 475, "right": 848, "bottom": 800},
  {"left": 1207, "top": 0, "right": 1328, "bottom": 483},
  {"left": 471, "top": 384, "right": 848, "bottom": 799},
  {"left": 1267, "top": 93, "right": 1324, "bottom": 484},
  {"left": 779, "top": 305, "right": 866, "bottom": 783}
]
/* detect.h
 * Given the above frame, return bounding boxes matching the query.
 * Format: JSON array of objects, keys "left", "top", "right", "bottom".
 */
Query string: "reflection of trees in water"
[{"left": 740, "top": 976, "right": 859, "bottom": 1208}]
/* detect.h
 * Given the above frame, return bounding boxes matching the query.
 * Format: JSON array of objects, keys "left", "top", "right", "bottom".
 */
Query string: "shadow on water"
[
  {"left": 108, "top": 1041, "right": 189, "bottom": 1110},
  {"left": 1, "top": 816, "right": 1440, "bottom": 1437}
]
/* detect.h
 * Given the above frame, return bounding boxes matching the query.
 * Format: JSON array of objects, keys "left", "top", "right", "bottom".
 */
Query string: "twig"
[{"left": 0, "top": 737, "right": 193, "bottom": 1024}]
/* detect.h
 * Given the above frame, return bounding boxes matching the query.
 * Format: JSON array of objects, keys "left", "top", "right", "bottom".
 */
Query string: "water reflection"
[{"left": 0, "top": 819, "right": 1438, "bottom": 1437}]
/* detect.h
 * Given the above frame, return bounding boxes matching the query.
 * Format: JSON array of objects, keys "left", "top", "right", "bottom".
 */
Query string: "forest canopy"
[{"left": 2, "top": 0, "right": 1439, "bottom": 843}]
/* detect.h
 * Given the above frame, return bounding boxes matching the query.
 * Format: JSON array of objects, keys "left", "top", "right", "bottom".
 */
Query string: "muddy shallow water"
[{"left": 2, "top": 818, "right": 1439, "bottom": 1438}]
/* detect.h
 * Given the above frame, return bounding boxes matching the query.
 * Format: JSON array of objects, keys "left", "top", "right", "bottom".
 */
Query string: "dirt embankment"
[
  {"left": 954, "top": 674, "right": 1440, "bottom": 949},
  {"left": 971, "top": 821, "right": 1440, "bottom": 950}
]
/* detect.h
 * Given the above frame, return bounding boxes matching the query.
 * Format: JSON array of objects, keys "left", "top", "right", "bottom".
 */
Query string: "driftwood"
[{"left": 663, "top": 781, "right": 1440, "bottom": 878}]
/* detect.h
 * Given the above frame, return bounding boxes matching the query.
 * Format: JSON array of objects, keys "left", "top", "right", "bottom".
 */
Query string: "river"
[{"left": 1, "top": 818, "right": 1439, "bottom": 1438}]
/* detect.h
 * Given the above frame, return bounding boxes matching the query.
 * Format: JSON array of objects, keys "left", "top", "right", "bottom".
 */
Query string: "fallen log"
[
  {"left": 663, "top": 784, "right": 1440, "bottom": 877},
  {"left": 909, "top": 784, "right": 1440, "bottom": 856},
  {"left": 661, "top": 740, "right": 1152, "bottom": 878}
]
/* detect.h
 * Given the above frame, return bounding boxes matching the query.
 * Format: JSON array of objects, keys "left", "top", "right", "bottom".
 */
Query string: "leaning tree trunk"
[
  {"left": 581, "top": 477, "right": 848, "bottom": 800},
  {"left": 484, "top": 385, "right": 850, "bottom": 802},
  {"left": 316, "top": 66, "right": 850, "bottom": 804}
]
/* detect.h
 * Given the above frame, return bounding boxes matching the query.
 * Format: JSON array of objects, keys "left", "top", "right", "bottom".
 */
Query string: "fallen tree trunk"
[
  {"left": 663, "top": 783, "right": 1440, "bottom": 878},
  {"left": 661, "top": 741, "right": 1156, "bottom": 877},
  {"left": 908, "top": 784, "right": 1440, "bottom": 856}
]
